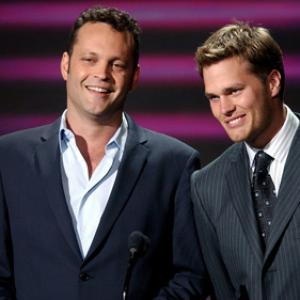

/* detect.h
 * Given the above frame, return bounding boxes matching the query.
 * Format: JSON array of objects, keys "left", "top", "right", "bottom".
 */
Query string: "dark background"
[{"left": 1, "top": 0, "right": 299, "bottom": 165}]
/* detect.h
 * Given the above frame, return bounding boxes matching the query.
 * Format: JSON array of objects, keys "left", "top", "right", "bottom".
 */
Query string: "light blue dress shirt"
[{"left": 59, "top": 112, "right": 128, "bottom": 257}]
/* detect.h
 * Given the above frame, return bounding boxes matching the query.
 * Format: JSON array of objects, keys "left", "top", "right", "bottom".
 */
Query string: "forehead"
[
  {"left": 203, "top": 56, "right": 255, "bottom": 91},
  {"left": 74, "top": 22, "right": 134, "bottom": 52}
]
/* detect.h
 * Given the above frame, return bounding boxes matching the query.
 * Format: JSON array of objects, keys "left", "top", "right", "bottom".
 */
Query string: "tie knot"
[{"left": 254, "top": 151, "right": 273, "bottom": 175}]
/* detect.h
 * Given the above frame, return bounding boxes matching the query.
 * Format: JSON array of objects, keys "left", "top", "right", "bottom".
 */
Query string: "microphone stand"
[{"left": 122, "top": 251, "right": 136, "bottom": 300}]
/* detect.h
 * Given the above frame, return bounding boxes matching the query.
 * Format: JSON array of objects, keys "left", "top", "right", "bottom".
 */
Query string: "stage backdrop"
[{"left": 1, "top": 0, "right": 299, "bottom": 165}]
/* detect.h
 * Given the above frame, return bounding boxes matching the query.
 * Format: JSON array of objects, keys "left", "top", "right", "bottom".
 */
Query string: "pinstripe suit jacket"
[{"left": 191, "top": 124, "right": 300, "bottom": 300}]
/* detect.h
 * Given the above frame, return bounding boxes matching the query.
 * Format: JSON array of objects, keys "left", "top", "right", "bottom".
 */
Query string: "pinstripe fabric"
[
  {"left": 245, "top": 105, "right": 299, "bottom": 196},
  {"left": 192, "top": 121, "right": 300, "bottom": 299}
]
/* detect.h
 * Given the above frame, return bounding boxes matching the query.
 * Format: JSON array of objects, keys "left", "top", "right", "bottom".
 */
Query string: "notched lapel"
[
  {"left": 266, "top": 130, "right": 300, "bottom": 258},
  {"left": 35, "top": 122, "right": 82, "bottom": 259},
  {"left": 226, "top": 145, "right": 263, "bottom": 262},
  {"left": 85, "top": 120, "right": 149, "bottom": 261}
]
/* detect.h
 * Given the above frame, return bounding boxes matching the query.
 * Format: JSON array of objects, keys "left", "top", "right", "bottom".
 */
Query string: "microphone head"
[{"left": 128, "top": 231, "right": 150, "bottom": 259}]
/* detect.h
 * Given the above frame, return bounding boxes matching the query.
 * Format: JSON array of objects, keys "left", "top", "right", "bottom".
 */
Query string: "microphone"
[{"left": 122, "top": 231, "right": 150, "bottom": 300}]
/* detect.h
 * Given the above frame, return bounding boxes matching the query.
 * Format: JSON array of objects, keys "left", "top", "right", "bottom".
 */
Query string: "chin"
[
  {"left": 224, "top": 126, "right": 248, "bottom": 143},
  {"left": 226, "top": 133, "right": 246, "bottom": 143}
]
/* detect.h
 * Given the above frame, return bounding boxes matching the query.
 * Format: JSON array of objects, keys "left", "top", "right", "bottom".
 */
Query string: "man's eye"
[
  {"left": 207, "top": 96, "right": 219, "bottom": 102},
  {"left": 231, "top": 89, "right": 241, "bottom": 95},
  {"left": 82, "top": 58, "right": 94, "bottom": 63},
  {"left": 112, "top": 63, "right": 126, "bottom": 70}
]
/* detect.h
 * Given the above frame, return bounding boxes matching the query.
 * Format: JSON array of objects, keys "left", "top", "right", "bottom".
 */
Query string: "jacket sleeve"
[
  {"left": 154, "top": 151, "right": 213, "bottom": 299},
  {"left": 0, "top": 170, "right": 15, "bottom": 299}
]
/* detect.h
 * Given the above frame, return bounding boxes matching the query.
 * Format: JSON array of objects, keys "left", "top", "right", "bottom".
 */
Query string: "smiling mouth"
[
  {"left": 226, "top": 115, "right": 245, "bottom": 127},
  {"left": 86, "top": 86, "right": 111, "bottom": 94}
]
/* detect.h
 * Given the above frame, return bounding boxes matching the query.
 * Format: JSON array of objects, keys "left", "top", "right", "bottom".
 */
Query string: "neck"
[{"left": 66, "top": 112, "right": 122, "bottom": 177}]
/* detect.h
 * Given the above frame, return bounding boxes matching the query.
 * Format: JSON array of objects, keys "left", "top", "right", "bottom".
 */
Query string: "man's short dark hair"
[
  {"left": 195, "top": 22, "right": 285, "bottom": 100},
  {"left": 67, "top": 6, "right": 142, "bottom": 67}
]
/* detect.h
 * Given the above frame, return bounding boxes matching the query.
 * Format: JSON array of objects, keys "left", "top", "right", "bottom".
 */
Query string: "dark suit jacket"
[
  {"left": 191, "top": 123, "right": 300, "bottom": 299},
  {"left": 0, "top": 114, "right": 208, "bottom": 300}
]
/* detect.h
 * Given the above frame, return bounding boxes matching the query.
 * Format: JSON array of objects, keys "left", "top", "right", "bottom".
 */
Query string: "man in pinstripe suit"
[{"left": 192, "top": 23, "right": 300, "bottom": 299}]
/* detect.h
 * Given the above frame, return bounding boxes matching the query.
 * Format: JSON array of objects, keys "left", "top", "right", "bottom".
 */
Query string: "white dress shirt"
[
  {"left": 246, "top": 105, "right": 299, "bottom": 196},
  {"left": 59, "top": 112, "right": 128, "bottom": 257}
]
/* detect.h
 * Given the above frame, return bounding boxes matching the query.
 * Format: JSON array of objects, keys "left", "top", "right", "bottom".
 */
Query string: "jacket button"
[{"left": 79, "top": 272, "right": 90, "bottom": 281}]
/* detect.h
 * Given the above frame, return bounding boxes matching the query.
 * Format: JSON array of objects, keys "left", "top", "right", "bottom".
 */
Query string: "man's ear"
[
  {"left": 60, "top": 52, "right": 70, "bottom": 81},
  {"left": 268, "top": 69, "right": 281, "bottom": 98},
  {"left": 130, "top": 64, "right": 140, "bottom": 91}
]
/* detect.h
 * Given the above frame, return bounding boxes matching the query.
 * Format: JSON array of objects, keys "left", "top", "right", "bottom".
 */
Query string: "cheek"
[
  {"left": 210, "top": 102, "right": 220, "bottom": 119},
  {"left": 117, "top": 75, "right": 133, "bottom": 92}
]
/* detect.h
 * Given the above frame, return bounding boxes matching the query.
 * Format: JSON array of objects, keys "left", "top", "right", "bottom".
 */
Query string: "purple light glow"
[
  {"left": 1, "top": 55, "right": 299, "bottom": 84},
  {"left": 130, "top": 113, "right": 226, "bottom": 139},
  {"left": 0, "top": 113, "right": 227, "bottom": 140},
  {"left": 1, "top": 2, "right": 300, "bottom": 28}
]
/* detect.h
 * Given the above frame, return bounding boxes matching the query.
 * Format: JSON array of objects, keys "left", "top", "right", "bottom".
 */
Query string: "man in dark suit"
[
  {"left": 0, "top": 6, "right": 208, "bottom": 300},
  {"left": 192, "top": 22, "right": 300, "bottom": 299}
]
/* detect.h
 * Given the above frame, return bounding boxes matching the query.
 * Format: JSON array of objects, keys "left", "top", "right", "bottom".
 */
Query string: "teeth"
[
  {"left": 87, "top": 86, "right": 109, "bottom": 93},
  {"left": 229, "top": 117, "right": 241, "bottom": 125}
]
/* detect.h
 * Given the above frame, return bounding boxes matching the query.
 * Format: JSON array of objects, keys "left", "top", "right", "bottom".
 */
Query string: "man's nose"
[
  {"left": 93, "top": 61, "right": 111, "bottom": 80},
  {"left": 220, "top": 96, "right": 235, "bottom": 115}
]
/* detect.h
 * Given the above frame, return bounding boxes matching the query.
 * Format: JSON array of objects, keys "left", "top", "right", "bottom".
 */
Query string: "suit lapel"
[
  {"left": 226, "top": 144, "right": 263, "bottom": 262},
  {"left": 35, "top": 119, "right": 82, "bottom": 260},
  {"left": 85, "top": 116, "right": 149, "bottom": 261},
  {"left": 265, "top": 126, "right": 300, "bottom": 258}
]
